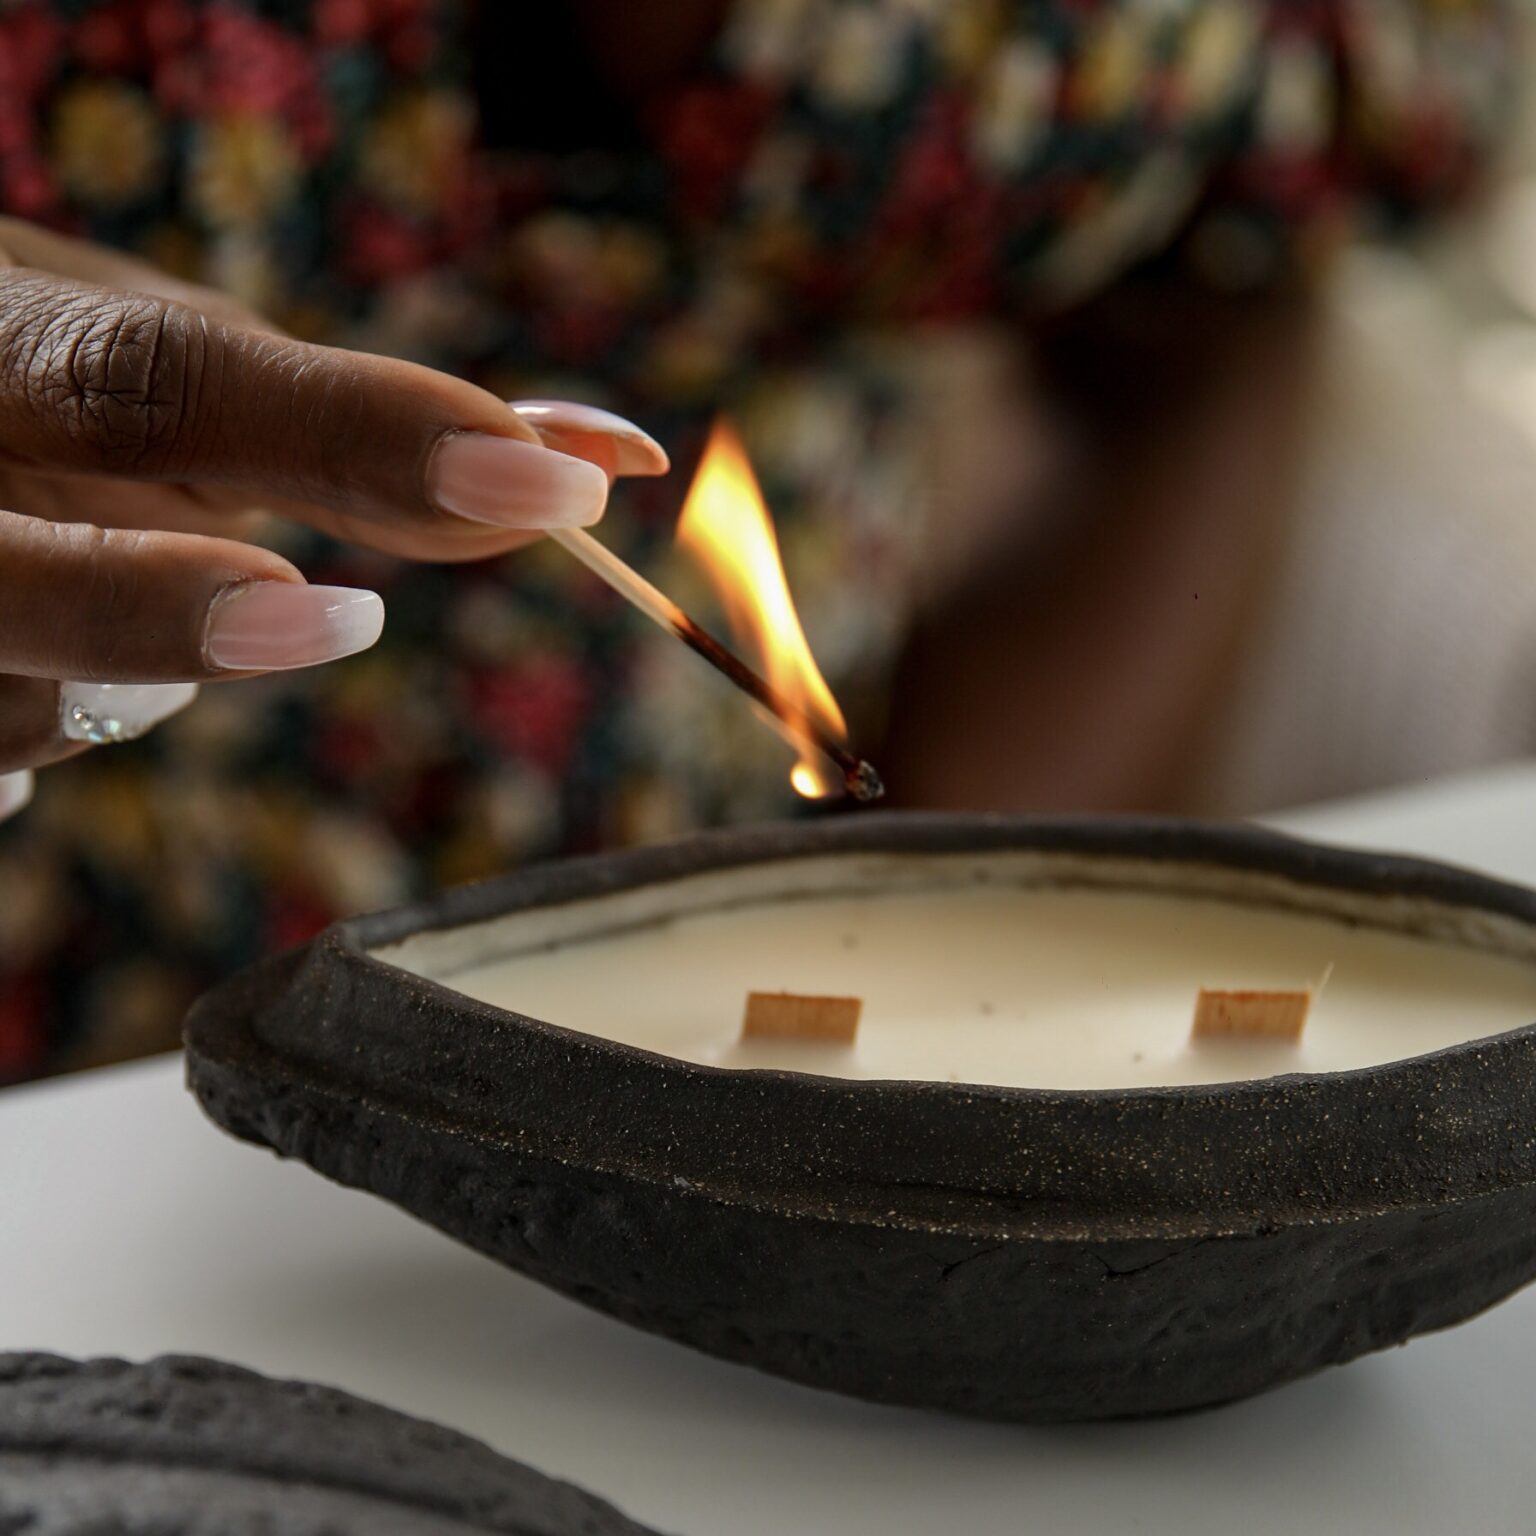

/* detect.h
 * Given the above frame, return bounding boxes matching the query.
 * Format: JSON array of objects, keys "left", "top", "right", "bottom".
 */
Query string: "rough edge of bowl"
[{"left": 185, "top": 813, "right": 1536, "bottom": 1242}]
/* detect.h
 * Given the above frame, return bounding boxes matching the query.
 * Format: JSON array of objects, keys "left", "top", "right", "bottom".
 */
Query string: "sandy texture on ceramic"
[
  {"left": 184, "top": 814, "right": 1536, "bottom": 1421},
  {"left": 0, "top": 1353, "right": 661, "bottom": 1534}
]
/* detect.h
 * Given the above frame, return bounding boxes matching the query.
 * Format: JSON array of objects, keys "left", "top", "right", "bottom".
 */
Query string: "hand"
[{"left": 0, "top": 219, "right": 668, "bottom": 820}]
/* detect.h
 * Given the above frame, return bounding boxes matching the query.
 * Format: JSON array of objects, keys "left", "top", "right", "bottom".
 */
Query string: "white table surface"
[{"left": 6, "top": 764, "right": 1536, "bottom": 1535}]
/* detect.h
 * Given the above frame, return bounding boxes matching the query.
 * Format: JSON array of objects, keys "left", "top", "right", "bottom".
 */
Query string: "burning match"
[{"left": 548, "top": 420, "right": 884, "bottom": 803}]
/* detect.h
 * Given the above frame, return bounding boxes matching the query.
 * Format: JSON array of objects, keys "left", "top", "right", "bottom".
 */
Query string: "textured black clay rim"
[
  {"left": 344, "top": 809, "right": 1536, "bottom": 1095},
  {"left": 188, "top": 813, "right": 1536, "bottom": 1238}
]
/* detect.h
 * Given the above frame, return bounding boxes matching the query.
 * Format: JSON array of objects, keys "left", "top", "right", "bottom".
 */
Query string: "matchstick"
[{"left": 548, "top": 527, "right": 883, "bottom": 802}]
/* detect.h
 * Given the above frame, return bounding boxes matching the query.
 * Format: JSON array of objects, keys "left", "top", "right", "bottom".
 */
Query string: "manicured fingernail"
[
  {"left": 430, "top": 431, "right": 609, "bottom": 528},
  {"left": 60, "top": 681, "right": 199, "bottom": 744},
  {"left": 0, "top": 770, "right": 34, "bottom": 823},
  {"left": 204, "top": 584, "right": 385, "bottom": 673},
  {"left": 510, "top": 400, "right": 670, "bottom": 477}
]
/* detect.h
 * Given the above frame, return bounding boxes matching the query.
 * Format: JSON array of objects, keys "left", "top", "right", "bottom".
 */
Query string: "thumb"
[{"left": 0, "top": 269, "right": 610, "bottom": 545}]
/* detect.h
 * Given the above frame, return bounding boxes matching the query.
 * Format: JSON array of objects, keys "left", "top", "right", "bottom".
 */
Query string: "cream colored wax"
[{"left": 420, "top": 881, "right": 1536, "bottom": 1090}]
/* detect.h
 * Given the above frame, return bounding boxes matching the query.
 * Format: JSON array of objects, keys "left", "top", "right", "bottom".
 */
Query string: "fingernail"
[
  {"left": 60, "top": 681, "right": 200, "bottom": 744},
  {"left": 430, "top": 432, "right": 609, "bottom": 528},
  {"left": 204, "top": 584, "right": 385, "bottom": 673},
  {"left": 510, "top": 400, "right": 670, "bottom": 477},
  {"left": 0, "top": 771, "right": 34, "bottom": 824}
]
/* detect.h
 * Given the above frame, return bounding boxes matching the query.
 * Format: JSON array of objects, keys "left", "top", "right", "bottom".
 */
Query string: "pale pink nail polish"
[
  {"left": 430, "top": 432, "right": 609, "bottom": 528},
  {"left": 510, "top": 400, "right": 670, "bottom": 477},
  {"left": 204, "top": 584, "right": 385, "bottom": 673},
  {"left": 0, "top": 770, "right": 34, "bottom": 824}
]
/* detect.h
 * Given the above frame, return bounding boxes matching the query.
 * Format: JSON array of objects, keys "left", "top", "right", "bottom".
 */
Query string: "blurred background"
[{"left": 0, "top": 1, "right": 1533, "bottom": 1082}]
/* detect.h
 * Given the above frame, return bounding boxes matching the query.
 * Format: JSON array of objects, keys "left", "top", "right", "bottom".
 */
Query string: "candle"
[
  {"left": 426, "top": 879, "right": 1536, "bottom": 1091},
  {"left": 191, "top": 824, "right": 1536, "bottom": 1424}
]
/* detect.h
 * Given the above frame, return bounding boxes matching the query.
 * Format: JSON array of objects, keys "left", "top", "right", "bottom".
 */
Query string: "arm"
[{"left": 879, "top": 279, "right": 1323, "bottom": 812}]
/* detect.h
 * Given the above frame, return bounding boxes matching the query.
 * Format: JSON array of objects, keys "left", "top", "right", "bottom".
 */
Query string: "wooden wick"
[
  {"left": 549, "top": 527, "right": 883, "bottom": 802},
  {"left": 1191, "top": 988, "right": 1312, "bottom": 1042},
  {"left": 742, "top": 991, "right": 862, "bottom": 1044}
]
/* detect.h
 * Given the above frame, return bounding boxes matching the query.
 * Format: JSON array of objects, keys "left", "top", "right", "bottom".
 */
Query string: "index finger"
[{"left": 0, "top": 270, "right": 610, "bottom": 553}]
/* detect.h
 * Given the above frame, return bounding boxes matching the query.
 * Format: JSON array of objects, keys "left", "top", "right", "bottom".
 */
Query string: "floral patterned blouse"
[{"left": 0, "top": 0, "right": 1516, "bottom": 1079}]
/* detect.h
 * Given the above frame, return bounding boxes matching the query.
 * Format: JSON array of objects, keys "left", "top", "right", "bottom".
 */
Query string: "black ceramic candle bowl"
[{"left": 185, "top": 815, "right": 1536, "bottom": 1422}]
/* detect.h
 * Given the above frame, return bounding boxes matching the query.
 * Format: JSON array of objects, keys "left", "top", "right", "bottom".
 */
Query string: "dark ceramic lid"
[{"left": 0, "top": 1353, "right": 663, "bottom": 1534}]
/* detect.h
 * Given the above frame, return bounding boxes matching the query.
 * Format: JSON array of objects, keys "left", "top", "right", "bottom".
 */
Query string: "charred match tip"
[{"left": 846, "top": 760, "right": 885, "bottom": 803}]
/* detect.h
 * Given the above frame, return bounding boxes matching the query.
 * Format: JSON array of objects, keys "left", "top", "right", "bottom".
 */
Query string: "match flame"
[{"left": 676, "top": 418, "right": 848, "bottom": 799}]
